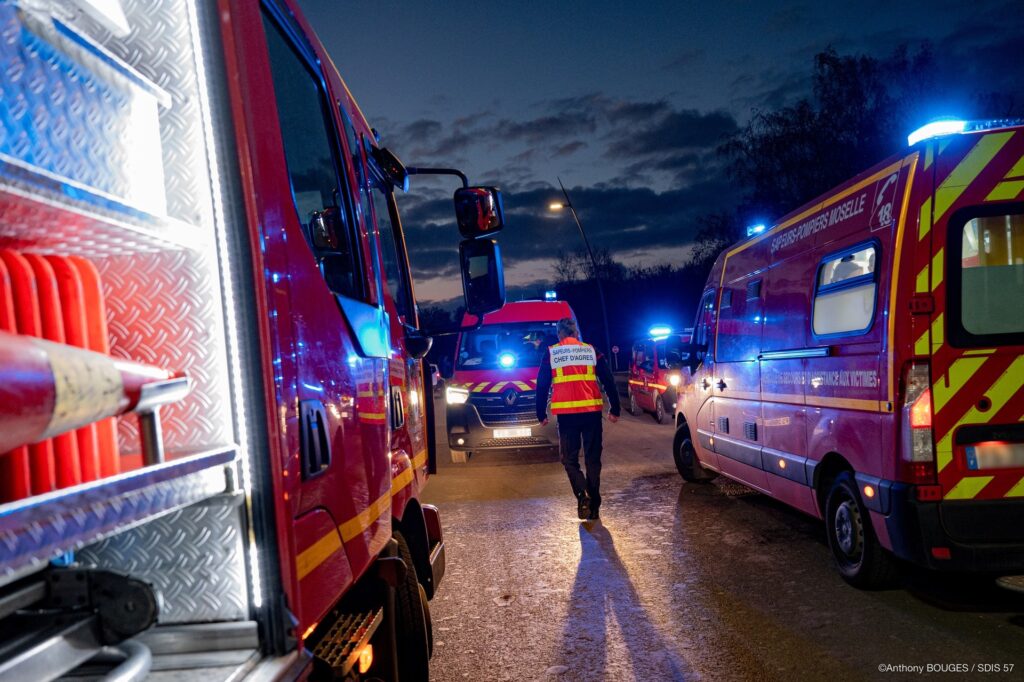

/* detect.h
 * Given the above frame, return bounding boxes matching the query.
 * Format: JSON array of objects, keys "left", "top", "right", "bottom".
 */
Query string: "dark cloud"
[
  {"left": 553, "top": 141, "right": 587, "bottom": 157},
  {"left": 606, "top": 109, "right": 738, "bottom": 158}
]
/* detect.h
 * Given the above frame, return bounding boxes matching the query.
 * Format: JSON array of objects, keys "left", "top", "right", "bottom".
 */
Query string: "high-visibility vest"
[{"left": 549, "top": 338, "right": 604, "bottom": 414}]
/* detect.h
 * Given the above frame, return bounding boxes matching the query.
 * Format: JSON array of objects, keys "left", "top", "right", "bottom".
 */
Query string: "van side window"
[
  {"left": 370, "top": 172, "right": 413, "bottom": 320},
  {"left": 262, "top": 11, "right": 362, "bottom": 300},
  {"left": 720, "top": 289, "right": 732, "bottom": 310},
  {"left": 812, "top": 243, "right": 878, "bottom": 336},
  {"left": 692, "top": 289, "right": 716, "bottom": 361}
]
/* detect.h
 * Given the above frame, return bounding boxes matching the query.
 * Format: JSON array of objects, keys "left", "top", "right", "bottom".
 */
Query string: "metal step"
[{"left": 310, "top": 609, "right": 382, "bottom": 679}]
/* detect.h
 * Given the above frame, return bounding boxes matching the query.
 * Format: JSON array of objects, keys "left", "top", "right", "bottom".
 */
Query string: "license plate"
[
  {"left": 965, "top": 442, "right": 1024, "bottom": 470},
  {"left": 493, "top": 428, "right": 531, "bottom": 439}
]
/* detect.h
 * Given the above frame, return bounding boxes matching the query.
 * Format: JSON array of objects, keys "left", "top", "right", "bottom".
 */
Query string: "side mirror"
[
  {"left": 459, "top": 238, "right": 505, "bottom": 317},
  {"left": 454, "top": 187, "right": 504, "bottom": 238},
  {"left": 371, "top": 147, "right": 410, "bottom": 191},
  {"left": 403, "top": 325, "right": 432, "bottom": 360}
]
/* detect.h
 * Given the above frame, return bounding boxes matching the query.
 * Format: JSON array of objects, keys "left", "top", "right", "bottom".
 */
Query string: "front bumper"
[
  {"left": 866, "top": 477, "right": 1024, "bottom": 572},
  {"left": 446, "top": 402, "right": 558, "bottom": 452}
]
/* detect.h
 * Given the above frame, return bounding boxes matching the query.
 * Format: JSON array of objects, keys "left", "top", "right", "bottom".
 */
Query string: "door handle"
[
  {"left": 300, "top": 400, "right": 331, "bottom": 479},
  {"left": 716, "top": 380, "right": 727, "bottom": 390},
  {"left": 701, "top": 378, "right": 710, "bottom": 390}
]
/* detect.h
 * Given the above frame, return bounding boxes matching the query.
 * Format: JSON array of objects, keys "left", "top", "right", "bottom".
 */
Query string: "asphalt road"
[{"left": 422, "top": 395, "right": 1024, "bottom": 682}]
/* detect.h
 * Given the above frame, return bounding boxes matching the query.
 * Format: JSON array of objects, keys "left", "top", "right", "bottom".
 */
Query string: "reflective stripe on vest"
[{"left": 549, "top": 338, "right": 603, "bottom": 414}]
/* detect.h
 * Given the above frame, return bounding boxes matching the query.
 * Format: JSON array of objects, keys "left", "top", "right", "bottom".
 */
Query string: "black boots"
[{"left": 577, "top": 494, "right": 591, "bottom": 520}]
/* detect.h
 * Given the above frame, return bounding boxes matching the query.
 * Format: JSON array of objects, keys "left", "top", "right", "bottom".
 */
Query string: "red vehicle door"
[{"left": 220, "top": 0, "right": 391, "bottom": 632}]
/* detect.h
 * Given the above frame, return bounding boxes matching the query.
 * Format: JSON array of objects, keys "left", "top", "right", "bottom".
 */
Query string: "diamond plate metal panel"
[
  {"left": 0, "top": 447, "right": 233, "bottom": 587},
  {"left": 78, "top": 496, "right": 249, "bottom": 623},
  {"left": 96, "top": 250, "right": 234, "bottom": 455}
]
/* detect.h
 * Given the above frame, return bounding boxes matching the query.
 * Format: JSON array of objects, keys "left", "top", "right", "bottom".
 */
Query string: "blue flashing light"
[
  {"left": 907, "top": 119, "right": 966, "bottom": 146},
  {"left": 648, "top": 325, "right": 672, "bottom": 338},
  {"left": 498, "top": 352, "right": 517, "bottom": 368},
  {"left": 746, "top": 223, "right": 766, "bottom": 237},
  {"left": 544, "top": 290, "right": 557, "bottom": 301}
]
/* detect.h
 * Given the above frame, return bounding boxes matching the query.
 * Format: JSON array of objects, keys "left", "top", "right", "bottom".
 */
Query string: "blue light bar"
[
  {"left": 648, "top": 325, "right": 672, "bottom": 337},
  {"left": 746, "top": 224, "right": 766, "bottom": 237},
  {"left": 907, "top": 119, "right": 966, "bottom": 146},
  {"left": 544, "top": 290, "right": 557, "bottom": 301},
  {"left": 498, "top": 352, "right": 516, "bottom": 368}
]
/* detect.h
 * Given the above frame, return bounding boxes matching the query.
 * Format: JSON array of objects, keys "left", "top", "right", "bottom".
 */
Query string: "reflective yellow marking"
[
  {"left": 915, "top": 264, "right": 930, "bottom": 293},
  {"left": 359, "top": 412, "right": 386, "bottom": 420},
  {"left": 296, "top": 529, "right": 343, "bottom": 580},
  {"left": 914, "top": 329, "right": 930, "bottom": 356},
  {"left": 924, "top": 145, "right": 934, "bottom": 170},
  {"left": 918, "top": 196, "right": 933, "bottom": 241},
  {"left": 1007, "top": 476, "right": 1024, "bottom": 498},
  {"left": 939, "top": 138, "right": 953, "bottom": 155},
  {"left": 472, "top": 382, "right": 490, "bottom": 392},
  {"left": 931, "top": 313, "right": 944, "bottom": 350},
  {"left": 945, "top": 476, "right": 993, "bottom": 500},
  {"left": 930, "top": 248, "right": 944, "bottom": 292},
  {"left": 551, "top": 398, "right": 604, "bottom": 409},
  {"left": 934, "top": 132, "right": 1015, "bottom": 222},
  {"left": 933, "top": 357, "right": 987, "bottom": 414},
  {"left": 339, "top": 492, "right": 391, "bottom": 542},
  {"left": 1006, "top": 153, "right": 1024, "bottom": 179},
  {"left": 986, "top": 180, "right": 1024, "bottom": 201},
  {"left": 553, "top": 370, "right": 595, "bottom": 384},
  {"left": 513, "top": 381, "right": 530, "bottom": 390},
  {"left": 804, "top": 396, "right": 887, "bottom": 412},
  {"left": 963, "top": 348, "right": 995, "bottom": 356},
  {"left": 488, "top": 382, "right": 508, "bottom": 393}
]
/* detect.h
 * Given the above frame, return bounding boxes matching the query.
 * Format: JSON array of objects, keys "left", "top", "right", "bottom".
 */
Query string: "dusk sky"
[{"left": 296, "top": 0, "right": 1023, "bottom": 306}]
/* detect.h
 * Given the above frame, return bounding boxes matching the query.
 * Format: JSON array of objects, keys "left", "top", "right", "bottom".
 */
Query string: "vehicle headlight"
[
  {"left": 446, "top": 386, "right": 470, "bottom": 404},
  {"left": 669, "top": 374, "right": 681, "bottom": 387}
]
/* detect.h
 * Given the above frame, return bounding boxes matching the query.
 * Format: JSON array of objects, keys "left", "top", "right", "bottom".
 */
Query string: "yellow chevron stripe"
[
  {"left": 946, "top": 476, "right": 993, "bottom": 500},
  {"left": 1006, "top": 153, "right": 1024, "bottom": 179},
  {"left": 915, "top": 264, "right": 930, "bottom": 294},
  {"left": 914, "top": 329, "right": 929, "bottom": 356},
  {"left": 935, "top": 355, "right": 1024, "bottom": 471},
  {"left": 933, "top": 357, "right": 987, "bottom": 414},
  {"left": 924, "top": 144, "right": 934, "bottom": 171},
  {"left": 986, "top": 180, "right": 1024, "bottom": 201},
  {"left": 918, "top": 196, "right": 932, "bottom": 241},
  {"left": 934, "top": 132, "right": 1015, "bottom": 222},
  {"left": 931, "top": 313, "right": 944, "bottom": 351},
  {"left": 513, "top": 381, "right": 530, "bottom": 390},
  {"left": 472, "top": 382, "right": 490, "bottom": 392},
  {"left": 930, "top": 248, "right": 944, "bottom": 292},
  {"left": 1007, "top": 476, "right": 1024, "bottom": 498},
  {"left": 488, "top": 381, "right": 508, "bottom": 393}
]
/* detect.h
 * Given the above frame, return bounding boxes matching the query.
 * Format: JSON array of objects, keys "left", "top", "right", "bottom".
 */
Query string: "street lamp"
[{"left": 548, "top": 177, "right": 613, "bottom": 355}]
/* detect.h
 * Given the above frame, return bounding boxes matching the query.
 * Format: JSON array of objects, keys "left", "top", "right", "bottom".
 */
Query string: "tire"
[
  {"left": 450, "top": 450, "right": 468, "bottom": 464},
  {"left": 672, "top": 426, "right": 716, "bottom": 482},
  {"left": 394, "top": 531, "right": 431, "bottom": 681},
  {"left": 654, "top": 395, "right": 667, "bottom": 424},
  {"left": 824, "top": 471, "right": 899, "bottom": 589},
  {"left": 419, "top": 583, "right": 433, "bottom": 657},
  {"left": 628, "top": 390, "right": 640, "bottom": 416}
]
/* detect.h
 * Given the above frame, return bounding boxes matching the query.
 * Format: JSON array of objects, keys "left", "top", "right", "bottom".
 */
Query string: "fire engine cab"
[
  {"left": 674, "top": 120, "right": 1024, "bottom": 587},
  {"left": 445, "top": 299, "right": 575, "bottom": 462},
  {"left": 628, "top": 327, "right": 692, "bottom": 423},
  {"left": 0, "top": 0, "right": 505, "bottom": 679}
]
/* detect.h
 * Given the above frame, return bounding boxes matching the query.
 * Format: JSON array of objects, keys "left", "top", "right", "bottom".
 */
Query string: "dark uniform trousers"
[{"left": 557, "top": 411, "right": 603, "bottom": 511}]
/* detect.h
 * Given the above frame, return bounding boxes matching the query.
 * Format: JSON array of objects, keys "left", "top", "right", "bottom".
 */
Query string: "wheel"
[
  {"left": 419, "top": 583, "right": 433, "bottom": 657},
  {"left": 654, "top": 395, "right": 667, "bottom": 424},
  {"left": 628, "top": 390, "right": 640, "bottom": 416},
  {"left": 394, "top": 531, "right": 431, "bottom": 681},
  {"left": 450, "top": 450, "right": 468, "bottom": 463},
  {"left": 672, "top": 427, "right": 716, "bottom": 482},
  {"left": 824, "top": 471, "right": 899, "bottom": 588}
]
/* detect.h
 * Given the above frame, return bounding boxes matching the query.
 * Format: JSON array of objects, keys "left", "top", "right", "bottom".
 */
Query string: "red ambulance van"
[
  {"left": 628, "top": 328, "right": 692, "bottom": 423},
  {"left": 673, "top": 120, "right": 1024, "bottom": 587},
  {"left": 445, "top": 300, "right": 574, "bottom": 462}
]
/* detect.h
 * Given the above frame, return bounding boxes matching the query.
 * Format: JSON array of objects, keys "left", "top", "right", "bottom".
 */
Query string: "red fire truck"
[
  {"left": 445, "top": 299, "right": 574, "bottom": 462},
  {"left": 674, "top": 120, "right": 1024, "bottom": 587},
  {"left": 0, "top": 1, "right": 505, "bottom": 679},
  {"left": 628, "top": 327, "right": 692, "bottom": 423}
]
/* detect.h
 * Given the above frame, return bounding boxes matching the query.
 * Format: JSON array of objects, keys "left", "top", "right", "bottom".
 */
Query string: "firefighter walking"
[{"left": 537, "top": 318, "right": 620, "bottom": 520}]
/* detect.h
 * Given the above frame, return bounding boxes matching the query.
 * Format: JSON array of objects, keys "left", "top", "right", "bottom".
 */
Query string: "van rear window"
[
  {"left": 812, "top": 244, "right": 878, "bottom": 337},
  {"left": 957, "top": 211, "right": 1024, "bottom": 339}
]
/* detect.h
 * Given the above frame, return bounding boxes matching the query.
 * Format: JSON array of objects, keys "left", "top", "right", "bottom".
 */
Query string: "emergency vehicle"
[
  {"left": 673, "top": 120, "right": 1024, "bottom": 587},
  {"left": 445, "top": 300, "right": 575, "bottom": 462},
  {"left": 0, "top": 0, "right": 505, "bottom": 679},
  {"left": 628, "top": 327, "right": 692, "bottom": 423}
]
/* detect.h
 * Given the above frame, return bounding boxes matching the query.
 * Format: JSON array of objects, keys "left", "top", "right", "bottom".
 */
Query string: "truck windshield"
[
  {"left": 959, "top": 212, "right": 1024, "bottom": 338},
  {"left": 657, "top": 336, "right": 687, "bottom": 369},
  {"left": 457, "top": 322, "right": 559, "bottom": 370}
]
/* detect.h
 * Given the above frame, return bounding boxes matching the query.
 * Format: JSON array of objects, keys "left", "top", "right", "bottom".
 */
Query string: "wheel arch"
[{"left": 813, "top": 451, "right": 854, "bottom": 515}]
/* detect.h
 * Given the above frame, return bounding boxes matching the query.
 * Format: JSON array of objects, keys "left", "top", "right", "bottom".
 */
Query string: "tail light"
[{"left": 900, "top": 362, "right": 936, "bottom": 484}]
